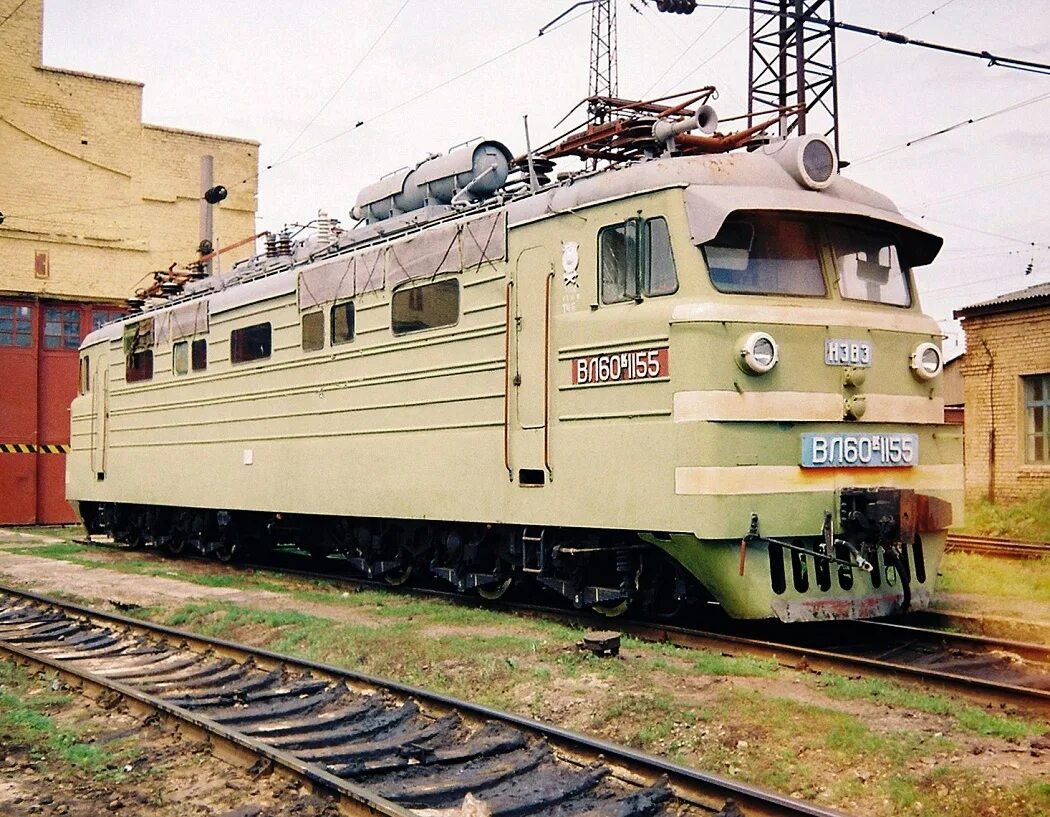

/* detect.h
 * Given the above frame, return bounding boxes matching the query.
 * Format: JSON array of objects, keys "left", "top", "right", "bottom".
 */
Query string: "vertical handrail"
[
  {"left": 503, "top": 280, "right": 514, "bottom": 480},
  {"left": 544, "top": 270, "right": 554, "bottom": 480}
]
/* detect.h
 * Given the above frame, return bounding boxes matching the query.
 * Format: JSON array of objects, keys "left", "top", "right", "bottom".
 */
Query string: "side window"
[
  {"left": 231, "top": 323, "right": 271, "bottom": 364},
  {"left": 79, "top": 356, "right": 90, "bottom": 394},
  {"left": 0, "top": 304, "right": 33, "bottom": 347},
  {"left": 173, "top": 341, "right": 189, "bottom": 375},
  {"left": 600, "top": 217, "right": 678, "bottom": 303},
  {"left": 392, "top": 280, "right": 459, "bottom": 335},
  {"left": 123, "top": 319, "right": 154, "bottom": 383},
  {"left": 302, "top": 311, "right": 324, "bottom": 351},
  {"left": 331, "top": 302, "right": 355, "bottom": 345},
  {"left": 599, "top": 221, "right": 638, "bottom": 304},
  {"left": 126, "top": 351, "right": 153, "bottom": 382},
  {"left": 191, "top": 338, "right": 207, "bottom": 371},
  {"left": 642, "top": 217, "right": 678, "bottom": 296}
]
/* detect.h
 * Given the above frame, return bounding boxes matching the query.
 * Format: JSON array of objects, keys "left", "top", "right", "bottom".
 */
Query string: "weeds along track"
[
  {"left": 71, "top": 538, "right": 1050, "bottom": 720},
  {"left": 0, "top": 584, "right": 850, "bottom": 817},
  {"left": 945, "top": 533, "right": 1050, "bottom": 559}
]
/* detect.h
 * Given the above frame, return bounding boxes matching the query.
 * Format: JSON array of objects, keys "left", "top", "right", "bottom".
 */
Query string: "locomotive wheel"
[
  {"left": 383, "top": 563, "right": 413, "bottom": 586},
  {"left": 591, "top": 599, "right": 630, "bottom": 618},
  {"left": 165, "top": 537, "right": 186, "bottom": 557},
  {"left": 476, "top": 575, "right": 513, "bottom": 601},
  {"left": 214, "top": 540, "right": 237, "bottom": 563}
]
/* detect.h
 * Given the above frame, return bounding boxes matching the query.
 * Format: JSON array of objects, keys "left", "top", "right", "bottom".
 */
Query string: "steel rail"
[
  {"left": 71, "top": 538, "right": 1050, "bottom": 718},
  {"left": 945, "top": 533, "right": 1050, "bottom": 560},
  {"left": 0, "top": 582, "right": 850, "bottom": 817}
]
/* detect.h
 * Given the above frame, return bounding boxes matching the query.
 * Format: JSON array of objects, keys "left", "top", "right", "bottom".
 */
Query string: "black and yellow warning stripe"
[{"left": 0, "top": 443, "right": 71, "bottom": 454}]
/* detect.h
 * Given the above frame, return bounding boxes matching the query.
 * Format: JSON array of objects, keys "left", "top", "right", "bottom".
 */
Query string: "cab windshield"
[
  {"left": 827, "top": 222, "right": 911, "bottom": 307},
  {"left": 702, "top": 213, "right": 826, "bottom": 297},
  {"left": 700, "top": 211, "right": 913, "bottom": 307}
]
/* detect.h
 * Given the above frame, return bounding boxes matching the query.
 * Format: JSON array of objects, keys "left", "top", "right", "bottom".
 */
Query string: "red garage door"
[{"left": 0, "top": 299, "right": 122, "bottom": 525}]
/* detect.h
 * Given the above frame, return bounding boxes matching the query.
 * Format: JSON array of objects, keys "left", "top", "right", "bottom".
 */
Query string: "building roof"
[{"left": 954, "top": 281, "right": 1050, "bottom": 320}]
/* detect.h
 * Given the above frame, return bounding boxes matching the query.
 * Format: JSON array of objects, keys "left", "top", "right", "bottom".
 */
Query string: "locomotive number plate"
[
  {"left": 571, "top": 347, "right": 668, "bottom": 385},
  {"left": 825, "top": 339, "right": 872, "bottom": 367},
  {"left": 801, "top": 433, "right": 918, "bottom": 468}
]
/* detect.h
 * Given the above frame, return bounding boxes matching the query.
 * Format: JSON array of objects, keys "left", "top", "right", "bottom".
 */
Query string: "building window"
[
  {"left": 1024, "top": 374, "right": 1050, "bottom": 464},
  {"left": 192, "top": 338, "right": 207, "bottom": 371},
  {"left": 126, "top": 350, "right": 153, "bottom": 382},
  {"left": 44, "top": 307, "right": 81, "bottom": 350},
  {"left": 173, "top": 341, "right": 190, "bottom": 375},
  {"left": 231, "top": 323, "right": 272, "bottom": 363},
  {"left": 600, "top": 217, "right": 679, "bottom": 304},
  {"left": 331, "top": 302, "right": 355, "bottom": 345},
  {"left": 392, "top": 280, "right": 459, "bottom": 335},
  {"left": 0, "top": 304, "right": 33, "bottom": 347},
  {"left": 92, "top": 309, "right": 124, "bottom": 332},
  {"left": 302, "top": 311, "right": 324, "bottom": 351}
]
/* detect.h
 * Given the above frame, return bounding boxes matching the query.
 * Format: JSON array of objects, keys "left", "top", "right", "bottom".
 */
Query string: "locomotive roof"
[{"left": 81, "top": 145, "right": 941, "bottom": 350}]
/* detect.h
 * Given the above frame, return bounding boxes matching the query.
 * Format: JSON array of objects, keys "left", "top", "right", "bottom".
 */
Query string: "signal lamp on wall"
[{"left": 204, "top": 185, "right": 228, "bottom": 204}]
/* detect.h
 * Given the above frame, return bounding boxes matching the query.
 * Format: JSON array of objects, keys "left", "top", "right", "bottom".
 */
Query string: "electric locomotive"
[{"left": 67, "top": 93, "right": 962, "bottom": 622}]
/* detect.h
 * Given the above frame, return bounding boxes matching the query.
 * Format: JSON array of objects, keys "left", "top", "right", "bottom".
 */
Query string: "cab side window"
[{"left": 599, "top": 216, "right": 678, "bottom": 303}]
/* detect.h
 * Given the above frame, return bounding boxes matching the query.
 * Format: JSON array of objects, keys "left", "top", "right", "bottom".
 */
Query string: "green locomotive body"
[{"left": 68, "top": 135, "right": 961, "bottom": 622}]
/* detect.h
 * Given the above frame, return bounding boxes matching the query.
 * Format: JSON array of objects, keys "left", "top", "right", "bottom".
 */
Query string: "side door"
[
  {"left": 90, "top": 349, "right": 109, "bottom": 478},
  {"left": 509, "top": 246, "right": 554, "bottom": 485}
]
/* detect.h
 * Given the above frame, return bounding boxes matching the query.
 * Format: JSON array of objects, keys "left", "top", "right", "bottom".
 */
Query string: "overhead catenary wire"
[
  {"left": 849, "top": 91, "right": 1050, "bottom": 166},
  {"left": 839, "top": 0, "right": 959, "bottom": 65},
  {"left": 0, "top": 0, "right": 29, "bottom": 30},
  {"left": 254, "top": 9, "right": 591, "bottom": 179},
  {"left": 688, "top": 2, "right": 1050, "bottom": 76},
  {"left": 272, "top": 0, "right": 412, "bottom": 165}
]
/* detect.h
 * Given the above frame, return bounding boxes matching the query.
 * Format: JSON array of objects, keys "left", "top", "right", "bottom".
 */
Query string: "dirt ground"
[
  {"left": 1, "top": 528, "right": 1048, "bottom": 817},
  {"left": 0, "top": 675, "right": 338, "bottom": 817}
]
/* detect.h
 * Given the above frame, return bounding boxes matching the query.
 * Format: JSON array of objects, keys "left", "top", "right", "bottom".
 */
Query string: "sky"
[{"left": 38, "top": 0, "right": 1050, "bottom": 356}]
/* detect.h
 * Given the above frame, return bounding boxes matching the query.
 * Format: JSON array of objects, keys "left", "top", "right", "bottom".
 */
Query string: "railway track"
[
  {"left": 0, "top": 583, "right": 851, "bottom": 817},
  {"left": 67, "top": 537, "right": 1050, "bottom": 719},
  {"left": 945, "top": 533, "right": 1050, "bottom": 559}
]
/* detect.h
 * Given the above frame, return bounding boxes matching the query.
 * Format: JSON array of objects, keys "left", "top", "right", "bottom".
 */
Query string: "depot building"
[
  {"left": 955, "top": 282, "right": 1050, "bottom": 503},
  {"left": 0, "top": 0, "right": 259, "bottom": 524}
]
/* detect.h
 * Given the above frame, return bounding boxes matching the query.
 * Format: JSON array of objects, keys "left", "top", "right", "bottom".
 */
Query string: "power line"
[
  {"left": 901, "top": 168, "right": 1050, "bottom": 210},
  {"left": 258, "top": 9, "right": 591, "bottom": 177},
  {"left": 642, "top": 3, "right": 732, "bottom": 95},
  {"left": 849, "top": 90, "right": 1050, "bottom": 165},
  {"left": 0, "top": 0, "right": 29, "bottom": 30},
  {"left": 686, "top": 2, "right": 1050, "bottom": 75},
  {"left": 839, "top": 0, "right": 958, "bottom": 65},
  {"left": 273, "top": 0, "right": 412, "bottom": 165}
]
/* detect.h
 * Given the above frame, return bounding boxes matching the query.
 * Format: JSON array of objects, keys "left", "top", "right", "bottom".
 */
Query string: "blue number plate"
[{"left": 801, "top": 433, "right": 918, "bottom": 468}]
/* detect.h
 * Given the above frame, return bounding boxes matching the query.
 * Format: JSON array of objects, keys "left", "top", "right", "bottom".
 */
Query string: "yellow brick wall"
[
  {"left": 0, "top": 0, "right": 258, "bottom": 303},
  {"left": 960, "top": 307, "right": 1050, "bottom": 502}
]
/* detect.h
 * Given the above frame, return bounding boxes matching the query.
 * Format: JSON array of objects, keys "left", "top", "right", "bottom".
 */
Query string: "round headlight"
[
  {"left": 764, "top": 134, "right": 838, "bottom": 190},
  {"left": 802, "top": 137, "right": 836, "bottom": 185},
  {"left": 739, "top": 332, "right": 779, "bottom": 374},
  {"left": 910, "top": 342, "right": 942, "bottom": 381}
]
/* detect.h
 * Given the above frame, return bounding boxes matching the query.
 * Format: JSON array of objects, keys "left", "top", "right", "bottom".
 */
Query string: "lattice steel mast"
[
  {"left": 588, "top": 0, "right": 618, "bottom": 120},
  {"left": 748, "top": 0, "right": 839, "bottom": 153}
]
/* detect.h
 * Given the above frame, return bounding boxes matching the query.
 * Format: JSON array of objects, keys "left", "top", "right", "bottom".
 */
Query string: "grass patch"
[
  {"left": 4, "top": 543, "right": 93, "bottom": 559},
  {"left": 959, "top": 491, "right": 1050, "bottom": 541},
  {"left": 820, "top": 674, "right": 1043, "bottom": 739},
  {"left": 938, "top": 552, "right": 1050, "bottom": 604},
  {"left": 692, "top": 651, "right": 778, "bottom": 677},
  {"left": 0, "top": 662, "right": 132, "bottom": 780}
]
